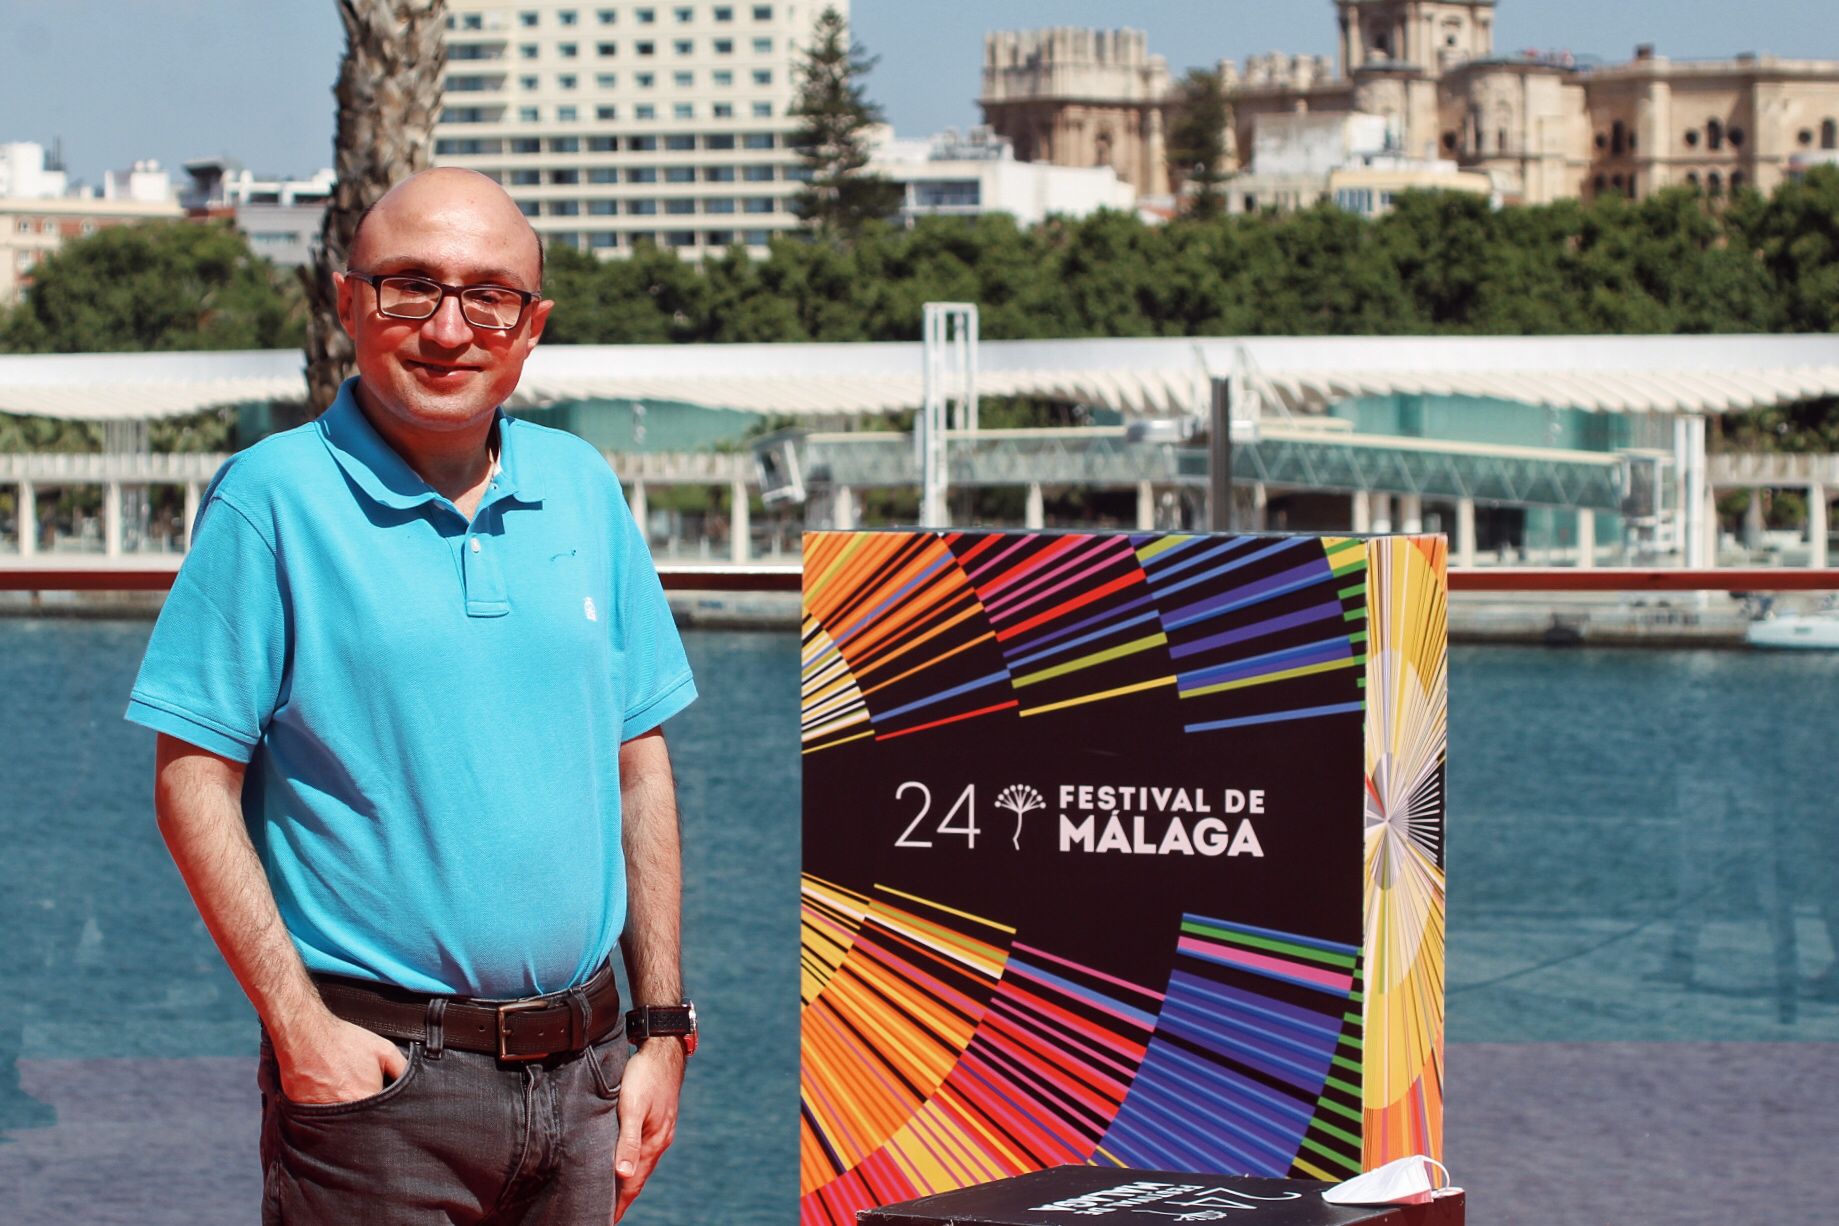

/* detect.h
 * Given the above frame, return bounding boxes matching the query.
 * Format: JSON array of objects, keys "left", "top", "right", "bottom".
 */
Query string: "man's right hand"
[{"left": 274, "top": 1014, "right": 409, "bottom": 1106}]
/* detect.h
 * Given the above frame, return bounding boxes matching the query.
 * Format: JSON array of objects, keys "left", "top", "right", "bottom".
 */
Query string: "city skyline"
[{"left": 1, "top": 0, "right": 1834, "bottom": 185}]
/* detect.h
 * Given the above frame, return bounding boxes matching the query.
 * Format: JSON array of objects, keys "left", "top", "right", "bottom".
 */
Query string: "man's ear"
[
  {"left": 333, "top": 270, "right": 357, "bottom": 339},
  {"left": 522, "top": 297, "right": 555, "bottom": 352}
]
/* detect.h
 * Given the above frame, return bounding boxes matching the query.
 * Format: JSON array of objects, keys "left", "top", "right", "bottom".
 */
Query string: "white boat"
[{"left": 1746, "top": 607, "right": 1839, "bottom": 649}]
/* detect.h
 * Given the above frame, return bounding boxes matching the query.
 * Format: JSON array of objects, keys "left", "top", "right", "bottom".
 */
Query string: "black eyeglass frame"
[{"left": 346, "top": 271, "right": 542, "bottom": 331}]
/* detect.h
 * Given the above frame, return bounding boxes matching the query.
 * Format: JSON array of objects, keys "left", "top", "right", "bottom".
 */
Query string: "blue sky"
[{"left": 2, "top": 0, "right": 1834, "bottom": 184}]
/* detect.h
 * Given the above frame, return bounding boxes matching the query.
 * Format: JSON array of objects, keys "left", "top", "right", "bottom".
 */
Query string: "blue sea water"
[{"left": 1, "top": 621, "right": 1835, "bottom": 1222}]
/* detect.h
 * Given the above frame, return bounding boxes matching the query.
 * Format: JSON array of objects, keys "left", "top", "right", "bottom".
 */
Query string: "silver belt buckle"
[{"left": 497, "top": 998, "right": 550, "bottom": 1061}]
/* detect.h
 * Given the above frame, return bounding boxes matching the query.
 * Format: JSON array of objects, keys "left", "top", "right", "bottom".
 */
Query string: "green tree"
[
  {"left": 0, "top": 221, "right": 302, "bottom": 354},
  {"left": 787, "top": 6, "right": 903, "bottom": 237},
  {"left": 1165, "top": 69, "right": 1230, "bottom": 219}
]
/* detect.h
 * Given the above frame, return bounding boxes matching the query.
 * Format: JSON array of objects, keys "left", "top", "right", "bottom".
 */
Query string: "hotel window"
[
  {"left": 714, "top": 38, "right": 733, "bottom": 54},
  {"left": 637, "top": 40, "right": 655, "bottom": 55},
  {"left": 550, "top": 201, "right": 581, "bottom": 216},
  {"left": 597, "top": 42, "right": 617, "bottom": 55},
  {"left": 636, "top": 71, "right": 655, "bottom": 86},
  {"left": 558, "top": 10, "right": 578, "bottom": 25},
  {"left": 1707, "top": 118, "right": 1724, "bottom": 150},
  {"left": 597, "top": 72, "right": 617, "bottom": 86},
  {"left": 519, "top": 43, "right": 540, "bottom": 58},
  {"left": 666, "top": 134, "right": 696, "bottom": 150},
  {"left": 714, "top": 6, "right": 733, "bottom": 20},
  {"left": 629, "top": 230, "right": 657, "bottom": 244},
  {"left": 550, "top": 136, "right": 581, "bottom": 152},
  {"left": 752, "top": 5, "right": 771, "bottom": 19},
  {"left": 508, "top": 169, "right": 542, "bottom": 186},
  {"left": 550, "top": 169, "right": 580, "bottom": 185},
  {"left": 589, "top": 166, "right": 619, "bottom": 180},
  {"left": 752, "top": 37, "right": 771, "bottom": 53},
  {"left": 589, "top": 232, "right": 618, "bottom": 248},
  {"left": 704, "top": 166, "right": 736, "bottom": 181},
  {"left": 519, "top": 11, "right": 539, "bottom": 27},
  {"left": 674, "top": 39, "right": 693, "bottom": 54},
  {"left": 665, "top": 198, "right": 696, "bottom": 214},
  {"left": 712, "top": 102, "right": 733, "bottom": 118},
  {"left": 673, "top": 103, "right": 694, "bottom": 119},
  {"left": 674, "top": 6, "right": 694, "bottom": 21},
  {"left": 635, "top": 103, "right": 656, "bottom": 119},
  {"left": 628, "top": 200, "right": 657, "bottom": 213},
  {"left": 596, "top": 106, "right": 618, "bottom": 120},
  {"left": 751, "top": 101, "right": 772, "bottom": 118},
  {"left": 704, "top": 133, "right": 735, "bottom": 149},
  {"left": 712, "top": 69, "right": 733, "bottom": 85},
  {"left": 518, "top": 106, "right": 541, "bottom": 122},
  {"left": 704, "top": 198, "right": 736, "bottom": 214},
  {"left": 598, "top": 9, "right": 617, "bottom": 23},
  {"left": 627, "top": 167, "right": 659, "bottom": 182},
  {"left": 752, "top": 68, "right": 770, "bottom": 84},
  {"left": 705, "top": 230, "right": 734, "bottom": 247},
  {"left": 511, "top": 137, "right": 542, "bottom": 153},
  {"left": 519, "top": 74, "right": 540, "bottom": 89},
  {"left": 589, "top": 200, "right": 618, "bottom": 215},
  {"left": 559, "top": 74, "right": 578, "bottom": 88},
  {"left": 665, "top": 166, "right": 695, "bottom": 183},
  {"left": 557, "top": 105, "right": 578, "bottom": 120},
  {"left": 559, "top": 42, "right": 579, "bottom": 57},
  {"left": 461, "top": 12, "right": 484, "bottom": 28},
  {"left": 744, "top": 229, "right": 771, "bottom": 246},
  {"left": 665, "top": 232, "right": 695, "bottom": 247},
  {"left": 675, "top": 70, "right": 694, "bottom": 86},
  {"left": 516, "top": 200, "right": 539, "bottom": 216},
  {"left": 636, "top": 7, "right": 656, "bottom": 22},
  {"left": 743, "top": 196, "right": 774, "bottom": 213},
  {"left": 742, "top": 164, "right": 774, "bottom": 181},
  {"left": 629, "top": 135, "right": 658, "bottom": 150},
  {"left": 742, "top": 133, "right": 773, "bottom": 149}
]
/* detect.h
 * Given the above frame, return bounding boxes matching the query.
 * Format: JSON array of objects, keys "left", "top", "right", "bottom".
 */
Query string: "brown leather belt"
[{"left": 312, "top": 962, "right": 622, "bottom": 1062}]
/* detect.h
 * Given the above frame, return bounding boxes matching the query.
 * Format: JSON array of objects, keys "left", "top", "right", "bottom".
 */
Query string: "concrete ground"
[{"left": 4, "top": 1044, "right": 1835, "bottom": 1224}]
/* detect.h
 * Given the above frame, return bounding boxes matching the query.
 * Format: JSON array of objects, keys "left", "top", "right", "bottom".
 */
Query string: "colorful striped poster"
[{"left": 799, "top": 531, "right": 1447, "bottom": 1226}]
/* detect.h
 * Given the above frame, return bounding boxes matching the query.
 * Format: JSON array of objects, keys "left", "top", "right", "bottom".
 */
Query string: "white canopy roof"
[{"left": 2, "top": 334, "right": 1836, "bottom": 423}]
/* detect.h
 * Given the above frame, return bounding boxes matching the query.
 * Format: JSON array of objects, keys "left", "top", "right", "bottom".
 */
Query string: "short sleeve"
[
  {"left": 125, "top": 495, "right": 289, "bottom": 762},
  {"left": 611, "top": 484, "right": 696, "bottom": 741}
]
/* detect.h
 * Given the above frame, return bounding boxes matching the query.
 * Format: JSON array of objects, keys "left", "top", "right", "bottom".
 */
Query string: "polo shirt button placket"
[{"left": 462, "top": 528, "right": 510, "bottom": 618}]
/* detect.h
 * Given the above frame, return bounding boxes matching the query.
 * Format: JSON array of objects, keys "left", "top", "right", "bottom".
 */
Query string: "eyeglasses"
[{"left": 347, "top": 272, "right": 540, "bottom": 330}]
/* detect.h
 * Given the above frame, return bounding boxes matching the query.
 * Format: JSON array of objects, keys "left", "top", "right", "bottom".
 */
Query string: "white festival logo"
[{"left": 995, "top": 784, "right": 1046, "bottom": 849}]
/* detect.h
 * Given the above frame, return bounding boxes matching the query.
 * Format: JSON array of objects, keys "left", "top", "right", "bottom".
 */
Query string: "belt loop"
[
  {"left": 566, "top": 987, "right": 590, "bottom": 1052},
  {"left": 424, "top": 997, "right": 447, "bottom": 1061}
]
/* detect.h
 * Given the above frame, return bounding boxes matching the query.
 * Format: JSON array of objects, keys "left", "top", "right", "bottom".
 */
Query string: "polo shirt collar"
[{"left": 318, "top": 378, "right": 544, "bottom": 510}]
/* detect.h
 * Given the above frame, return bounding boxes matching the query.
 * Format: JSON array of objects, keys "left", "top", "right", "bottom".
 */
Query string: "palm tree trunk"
[{"left": 300, "top": 0, "right": 449, "bottom": 417}]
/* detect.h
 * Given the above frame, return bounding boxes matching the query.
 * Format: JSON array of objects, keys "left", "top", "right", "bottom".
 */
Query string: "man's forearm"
[
  {"left": 153, "top": 734, "right": 332, "bottom": 1050},
  {"left": 618, "top": 729, "right": 683, "bottom": 1007}
]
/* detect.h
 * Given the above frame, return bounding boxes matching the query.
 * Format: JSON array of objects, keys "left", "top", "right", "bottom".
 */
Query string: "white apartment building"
[
  {"left": 0, "top": 142, "right": 181, "bottom": 303},
  {"left": 183, "top": 159, "right": 338, "bottom": 267},
  {"left": 434, "top": 0, "right": 835, "bottom": 257},
  {"left": 871, "top": 127, "right": 1136, "bottom": 227}
]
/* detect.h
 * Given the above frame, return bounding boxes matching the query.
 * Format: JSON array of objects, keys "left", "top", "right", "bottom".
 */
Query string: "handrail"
[{"left": 5, "top": 564, "right": 1839, "bottom": 594}]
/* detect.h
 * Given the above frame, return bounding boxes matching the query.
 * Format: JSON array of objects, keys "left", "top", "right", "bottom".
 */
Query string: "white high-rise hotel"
[{"left": 433, "top": 0, "right": 837, "bottom": 256}]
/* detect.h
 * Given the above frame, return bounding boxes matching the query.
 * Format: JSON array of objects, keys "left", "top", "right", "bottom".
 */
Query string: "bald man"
[{"left": 127, "top": 169, "right": 698, "bottom": 1224}]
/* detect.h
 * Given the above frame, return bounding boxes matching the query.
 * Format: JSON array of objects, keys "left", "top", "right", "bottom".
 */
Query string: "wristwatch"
[{"left": 626, "top": 1001, "right": 698, "bottom": 1057}]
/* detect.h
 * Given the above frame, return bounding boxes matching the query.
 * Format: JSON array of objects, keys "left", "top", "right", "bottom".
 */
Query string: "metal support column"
[
  {"left": 1136, "top": 481, "right": 1154, "bottom": 532},
  {"left": 920, "top": 302, "right": 978, "bottom": 529},
  {"left": 1811, "top": 483, "right": 1829, "bottom": 569},
  {"left": 104, "top": 481, "right": 123, "bottom": 558},
  {"left": 183, "top": 481, "right": 201, "bottom": 550},
  {"left": 1351, "top": 490, "right": 1372, "bottom": 535},
  {"left": 1455, "top": 498, "right": 1477, "bottom": 567},
  {"left": 1371, "top": 493, "right": 1394, "bottom": 535},
  {"left": 1025, "top": 483, "right": 1045, "bottom": 531},
  {"left": 1576, "top": 508, "right": 1597, "bottom": 569},
  {"left": 17, "top": 480, "right": 37, "bottom": 557},
  {"left": 1743, "top": 487, "right": 1765, "bottom": 550},
  {"left": 835, "top": 485, "right": 857, "bottom": 532},
  {"left": 1207, "top": 377, "right": 1233, "bottom": 532},
  {"left": 1398, "top": 493, "right": 1423, "bottom": 534},
  {"left": 729, "top": 478, "right": 749, "bottom": 564}
]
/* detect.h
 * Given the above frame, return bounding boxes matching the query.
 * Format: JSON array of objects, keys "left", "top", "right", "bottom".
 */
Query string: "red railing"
[{"left": 5, "top": 565, "right": 1839, "bottom": 593}]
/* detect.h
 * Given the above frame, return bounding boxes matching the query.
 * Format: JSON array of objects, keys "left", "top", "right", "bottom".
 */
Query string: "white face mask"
[{"left": 1321, "top": 1155, "right": 1453, "bottom": 1206}]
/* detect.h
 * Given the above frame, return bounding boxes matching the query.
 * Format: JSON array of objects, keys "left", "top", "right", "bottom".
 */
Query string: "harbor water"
[{"left": 1, "top": 621, "right": 1835, "bottom": 1223}]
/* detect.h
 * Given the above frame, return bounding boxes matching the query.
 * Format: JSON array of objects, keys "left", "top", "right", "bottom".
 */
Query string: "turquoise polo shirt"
[{"left": 126, "top": 379, "right": 696, "bottom": 998}]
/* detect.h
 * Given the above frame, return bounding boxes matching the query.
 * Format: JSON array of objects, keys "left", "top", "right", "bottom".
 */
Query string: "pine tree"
[
  {"left": 788, "top": 6, "right": 903, "bottom": 238},
  {"left": 1166, "top": 68, "right": 1230, "bottom": 219}
]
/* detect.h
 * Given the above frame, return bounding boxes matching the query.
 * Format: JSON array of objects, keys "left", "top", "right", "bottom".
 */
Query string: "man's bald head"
[{"left": 348, "top": 167, "right": 545, "bottom": 289}]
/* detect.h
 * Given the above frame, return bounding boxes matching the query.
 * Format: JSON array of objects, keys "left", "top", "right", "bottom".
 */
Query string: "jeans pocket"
[
  {"left": 586, "top": 1027, "right": 629, "bottom": 1101},
  {"left": 275, "top": 1039, "right": 425, "bottom": 1118}
]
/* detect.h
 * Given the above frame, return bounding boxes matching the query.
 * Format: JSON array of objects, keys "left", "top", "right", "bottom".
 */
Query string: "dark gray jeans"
[{"left": 257, "top": 1029, "right": 628, "bottom": 1225}]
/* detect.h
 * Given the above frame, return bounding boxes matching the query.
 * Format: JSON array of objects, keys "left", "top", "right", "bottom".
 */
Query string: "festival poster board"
[{"left": 799, "top": 531, "right": 1448, "bottom": 1226}]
